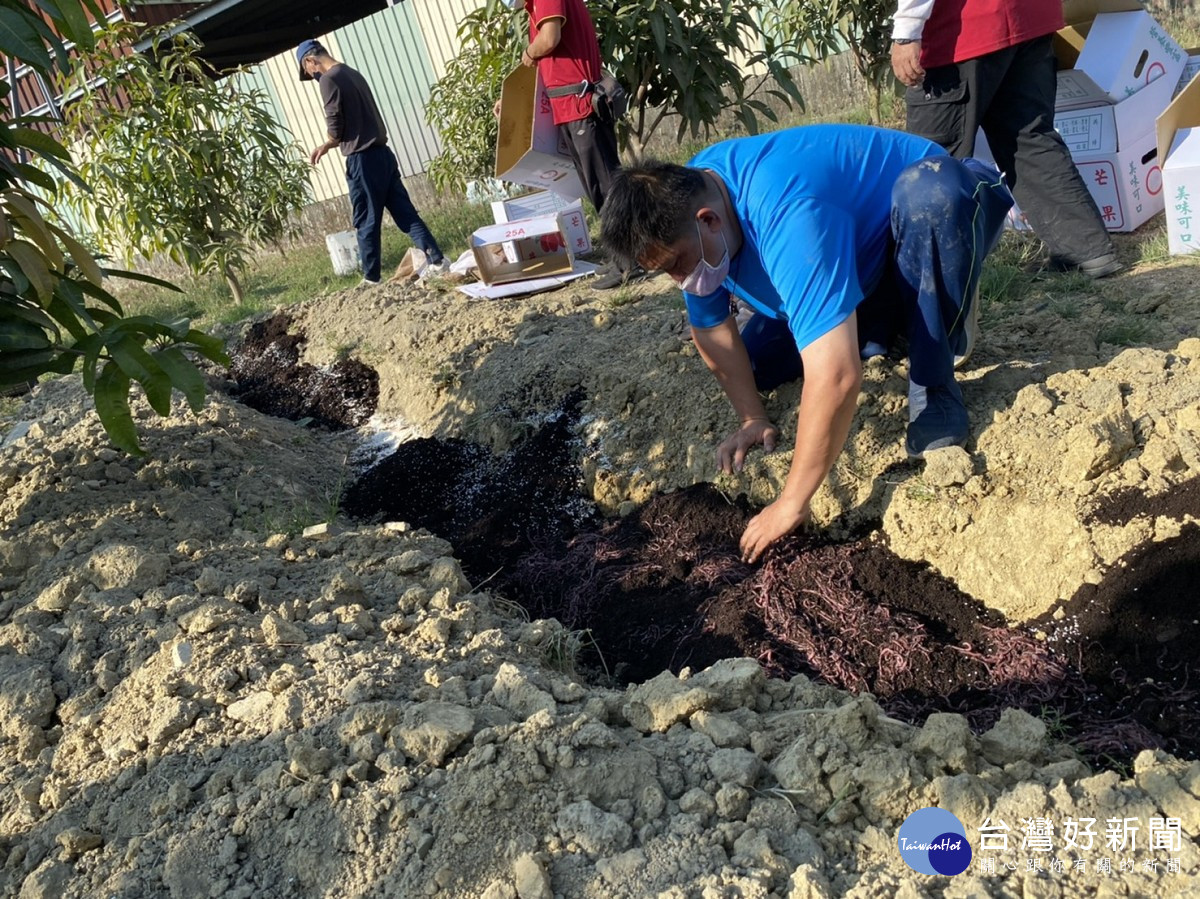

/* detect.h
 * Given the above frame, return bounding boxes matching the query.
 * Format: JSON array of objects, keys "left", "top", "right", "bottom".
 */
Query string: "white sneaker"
[
  {"left": 953, "top": 284, "right": 980, "bottom": 370},
  {"left": 421, "top": 259, "right": 450, "bottom": 277},
  {"left": 357, "top": 277, "right": 381, "bottom": 289}
]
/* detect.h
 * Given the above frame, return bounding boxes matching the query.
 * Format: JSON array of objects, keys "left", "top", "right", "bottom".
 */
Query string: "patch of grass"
[
  {"left": 604, "top": 284, "right": 642, "bottom": 308},
  {"left": 1136, "top": 228, "right": 1172, "bottom": 266},
  {"left": 1040, "top": 270, "right": 1094, "bottom": 297},
  {"left": 1047, "top": 296, "right": 1083, "bottom": 320},
  {"left": 237, "top": 456, "right": 348, "bottom": 537},
  {"left": 979, "top": 263, "right": 1030, "bottom": 312},
  {"left": 905, "top": 481, "right": 937, "bottom": 503},
  {"left": 0, "top": 395, "right": 24, "bottom": 433},
  {"left": 1097, "top": 319, "right": 1155, "bottom": 348},
  {"left": 539, "top": 625, "right": 609, "bottom": 679},
  {"left": 112, "top": 197, "right": 497, "bottom": 330}
]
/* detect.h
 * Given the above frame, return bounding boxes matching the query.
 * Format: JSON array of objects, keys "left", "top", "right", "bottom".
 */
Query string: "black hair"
[{"left": 599, "top": 160, "right": 706, "bottom": 268}]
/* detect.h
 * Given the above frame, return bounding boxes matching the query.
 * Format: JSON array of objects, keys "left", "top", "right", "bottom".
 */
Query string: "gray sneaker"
[
  {"left": 953, "top": 284, "right": 980, "bottom": 371},
  {"left": 593, "top": 263, "right": 646, "bottom": 290}
]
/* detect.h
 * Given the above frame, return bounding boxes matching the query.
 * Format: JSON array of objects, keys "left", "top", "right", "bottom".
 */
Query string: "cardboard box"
[
  {"left": 1054, "top": 64, "right": 1177, "bottom": 154},
  {"left": 470, "top": 213, "right": 576, "bottom": 285},
  {"left": 494, "top": 66, "right": 584, "bottom": 200},
  {"left": 492, "top": 190, "right": 592, "bottom": 255},
  {"left": 1157, "top": 73, "right": 1200, "bottom": 254},
  {"left": 1059, "top": 1, "right": 1145, "bottom": 67},
  {"left": 975, "top": 121, "right": 1165, "bottom": 234},
  {"left": 1175, "top": 51, "right": 1200, "bottom": 99},
  {"left": 1073, "top": 127, "right": 1164, "bottom": 232},
  {"left": 1072, "top": 9, "right": 1185, "bottom": 102}
]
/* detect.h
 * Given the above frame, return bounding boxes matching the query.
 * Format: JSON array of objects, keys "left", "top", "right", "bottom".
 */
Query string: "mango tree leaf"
[
  {"left": 0, "top": 7, "right": 52, "bottom": 70},
  {"left": 0, "top": 319, "right": 52, "bottom": 351},
  {"left": 48, "top": 224, "right": 103, "bottom": 285},
  {"left": 100, "top": 267, "right": 183, "bottom": 292},
  {"left": 153, "top": 345, "right": 207, "bottom": 413},
  {"left": 183, "top": 328, "right": 229, "bottom": 365},
  {"left": 3, "top": 191, "right": 66, "bottom": 269},
  {"left": 94, "top": 361, "right": 143, "bottom": 455},
  {"left": 3, "top": 240, "right": 56, "bottom": 301},
  {"left": 0, "top": 346, "right": 74, "bottom": 385},
  {"left": 9, "top": 127, "right": 71, "bottom": 161}
]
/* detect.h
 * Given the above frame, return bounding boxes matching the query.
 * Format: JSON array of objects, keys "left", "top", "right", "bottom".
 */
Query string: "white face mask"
[{"left": 680, "top": 220, "right": 729, "bottom": 295}]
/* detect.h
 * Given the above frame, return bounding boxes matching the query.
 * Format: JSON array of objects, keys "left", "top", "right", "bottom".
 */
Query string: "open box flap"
[
  {"left": 1062, "top": 0, "right": 1145, "bottom": 26},
  {"left": 1056, "top": 0, "right": 1146, "bottom": 67},
  {"left": 1158, "top": 69, "right": 1200, "bottom": 166}
]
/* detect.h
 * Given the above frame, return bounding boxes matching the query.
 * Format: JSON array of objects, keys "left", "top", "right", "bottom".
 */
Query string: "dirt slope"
[{"left": 2, "top": 239, "right": 1200, "bottom": 897}]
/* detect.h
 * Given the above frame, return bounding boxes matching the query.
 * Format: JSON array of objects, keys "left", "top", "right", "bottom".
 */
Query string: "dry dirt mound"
[
  {"left": 3, "top": 242, "right": 1200, "bottom": 897},
  {"left": 3, "top": 379, "right": 1200, "bottom": 898},
  {"left": 288, "top": 258, "right": 1200, "bottom": 623}
]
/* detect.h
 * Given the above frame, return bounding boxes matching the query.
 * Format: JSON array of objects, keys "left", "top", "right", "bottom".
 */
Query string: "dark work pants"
[
  {"left": 905, "top": 35, "right": 1114, "bottom": 267},
  {"left": 345, "top": 145, "right": 444, "bottom": 281},
  {"left": 741, "top": 157, "right": 1012, "bottom": 400},
  {"left": 558, "top": 113, "right": 621, "bottom": 213}
]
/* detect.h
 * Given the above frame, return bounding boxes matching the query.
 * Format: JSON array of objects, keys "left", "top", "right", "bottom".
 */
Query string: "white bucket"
[{"left": 325, "top": 231, "right": 360, "bottom": 277}]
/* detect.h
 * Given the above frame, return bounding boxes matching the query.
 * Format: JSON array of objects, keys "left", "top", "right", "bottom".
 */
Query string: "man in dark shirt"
[{"left": 298, "top": 39, "right": 446, "bottom": 285}]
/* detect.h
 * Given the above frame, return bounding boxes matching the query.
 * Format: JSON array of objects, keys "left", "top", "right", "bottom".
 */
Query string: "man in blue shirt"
[{"left": 600, "top": 125, "right": 1012, "bottom": 562}]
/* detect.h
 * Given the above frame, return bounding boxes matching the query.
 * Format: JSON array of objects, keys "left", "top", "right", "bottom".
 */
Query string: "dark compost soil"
[
  {"left": 341, "top": 399, "right": 1200, "bottom": 765},
  {"left": 227, "top": 313, "right": 379, "bottom": 431}
]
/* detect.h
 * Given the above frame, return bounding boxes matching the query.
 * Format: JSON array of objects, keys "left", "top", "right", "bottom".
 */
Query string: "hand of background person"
[
  {"left": 740, "top": 497, "right": 809, "bottom": 563},
  {"left": 891, "top": 41, "right": 924, "bottom": 88},
  {"left": 493, "top": 98, "right": 502, "bottom": 119},
  {"left": 716, "top": 419, "right": 778, "bottom": 474},
  {"left": 309, "top": 142, "right": 332, "bottom": 165}
]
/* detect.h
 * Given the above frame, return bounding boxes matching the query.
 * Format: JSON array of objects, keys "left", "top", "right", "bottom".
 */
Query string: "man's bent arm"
[
  {"left": 780, "top": 315, "right": 862, "bottom": 513},
  {"left": 526, "top": 17, "right": 563, "bottom": 62},
  {"left": 691, "top": 317, "right": 770, "bottom": 425},
  {"left": 738, "top": 315, "right": 862, "bottom": 561}
]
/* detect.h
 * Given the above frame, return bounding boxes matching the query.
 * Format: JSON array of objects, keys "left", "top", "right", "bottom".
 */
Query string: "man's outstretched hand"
[
  {"left": 740, "top": 497, "right": 809, "bottom": 564},
  {"left": 717, "top": 419, "right": 778, "bottom": 474}
]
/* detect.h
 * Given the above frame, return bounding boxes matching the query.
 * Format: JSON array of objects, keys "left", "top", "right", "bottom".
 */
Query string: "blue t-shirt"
[{"left": 685, "top": 125, "right": 946, "bottom": 351}]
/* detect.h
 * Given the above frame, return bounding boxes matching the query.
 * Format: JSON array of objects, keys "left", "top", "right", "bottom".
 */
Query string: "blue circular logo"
[{"left": 897, "top": 807, "right": 973, "bottom": 876}]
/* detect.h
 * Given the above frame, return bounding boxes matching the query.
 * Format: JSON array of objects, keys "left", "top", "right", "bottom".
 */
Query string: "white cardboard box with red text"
[
  {"left": 1062, "top": 4, "right": 1186, "bottom": 102},
  {"left": 1157, "top": 73, "right": 1200, "bottom": 255},
  {"left": 491, "top": 190, "right": 592, "bottom": 256},
  {"left": 1072, "top": 128, "right": 1164, "bottom": 232},
  {"left": 494, "top": 66, "right": 585, "bottom": 201},
  {"left": 1054, "top": 65, "right": 1177, "bottom": 156},
  {"left": 470, "top": 213, "right": 576, "bottom": 286}
]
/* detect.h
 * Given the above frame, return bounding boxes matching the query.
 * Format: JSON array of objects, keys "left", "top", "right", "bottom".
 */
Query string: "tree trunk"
[{"left": 223, "top": 264, "right": 244, "bottom": 304}]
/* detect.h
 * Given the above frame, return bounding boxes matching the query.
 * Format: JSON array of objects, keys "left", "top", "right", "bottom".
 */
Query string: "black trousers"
[
  {"left": 558, "top": 113, "right": 620, "bottom": 213},
  {"left": 905, "top": 34, "right": 1115, "bottom": 266}
]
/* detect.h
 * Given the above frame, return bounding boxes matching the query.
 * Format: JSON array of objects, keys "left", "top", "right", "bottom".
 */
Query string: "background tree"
[
  {"left": 592, "top": 0, "right": 803, "bottom": 159},
  {"left": 60, "top": 23, "right": 311, "bottom": 303},
  {"left": 424, "top": 0, "right": 804, "bottom": 193},
  {"left": 425, "top": 7, "right": 520, "bottom": 195},
  {"left": 768, "top": 0, "right": 895, "bottom": 123},
  {"left": 0, "top": 0, "right": 227, "bottom": 454}
]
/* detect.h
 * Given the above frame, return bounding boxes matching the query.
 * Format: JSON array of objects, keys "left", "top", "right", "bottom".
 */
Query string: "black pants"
[
  {"left": 558, "top": 113, "right": 620, "bottom": 213},
  {"left": 905, "top": 35, "right": 1114, "bottom": 267}
]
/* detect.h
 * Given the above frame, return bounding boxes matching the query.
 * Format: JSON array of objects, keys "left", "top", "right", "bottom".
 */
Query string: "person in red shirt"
[
  {"left": 891, "top": 0, "right": 1121, "bottom": 279},
  {"left": 499, "top": 0, "right": 638, "bottom": 288}
]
